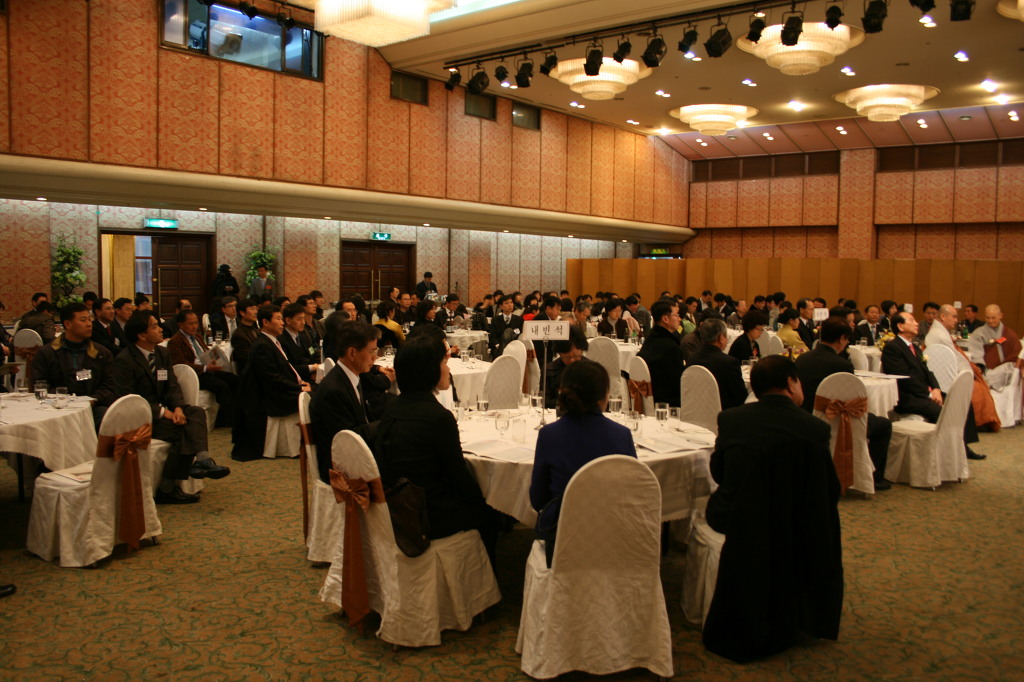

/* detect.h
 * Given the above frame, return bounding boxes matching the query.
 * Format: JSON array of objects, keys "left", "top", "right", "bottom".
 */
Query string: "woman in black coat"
[{"left": 728, "top": 310, "right": 768, "bottom": 362}]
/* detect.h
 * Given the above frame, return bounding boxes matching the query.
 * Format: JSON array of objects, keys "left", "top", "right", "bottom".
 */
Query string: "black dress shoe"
[
  {"left": 966, "top": 447, "right": 987, "bottom": 460},
  {"left": 189, "top": 458, "right": 231, "bottom": 480},
  {"left": 0, "top": 584, "right": 15, "bottom": 598},
  {"left": 873, "top": 479, "right": 892, "bottom": 491},
  {"left": 155, "top": 488, "right": 200, "bottom": 504}
]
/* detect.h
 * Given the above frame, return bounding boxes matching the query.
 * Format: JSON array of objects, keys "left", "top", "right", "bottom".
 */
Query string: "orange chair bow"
[
  {"left": 627, "top": 379, "right": 652, "bottom": 414},
  {"left": 814, "top": 395, "right": 867, "bottom": 494},
  {"left": 15, "top": 346, "right": 39, "bottom": 376},
  {"left": 329, "top": 468, "right": 385, "bottom": 627},
  {"left": 96, "top": 423, "right": 152, "bottom": 550}
]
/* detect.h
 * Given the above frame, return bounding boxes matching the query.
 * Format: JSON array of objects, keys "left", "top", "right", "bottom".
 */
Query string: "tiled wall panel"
[
  {"left": 158, "top": 52, "right": 219, "bottom": 174},
  {"left": 997, "top": 223, "right": 1024, "bottom": 261},
  {"left": 539, "top": 111, "right": 568, "bottom": 213},
  {"left": 652, "top": 139, "right": 675, "bottom": 225},
  {"left": 769, "top": 178, "right": 803, "bottom": 226},
  {"left": 0, "top": 15, "right": 8, "bottom": 153},
  {"left": 773, "top": 227, "right": 807, "bottom": 257},
  {"left": 468, "top": 231, "right": 495, "bottom": 302},
  {"left": 633, "top": 136, "right": 654, "bottom": 223},
  {"left": 0, "top": 201, "right": 52, "bottom": 321},
  {"left": 802, "top": 175, "right": 839, "bottom": 226},
  {"left": 520, "top": 234, "right": 542, "bottom": 289},
  {"left": 682, "top": 235, "right": 711, "bottom": 258},
  {"left": 953, "top": 168, "right": 997, "bottom": 223},
  {"left": 876, "top": 225, "right": 917, "bottom": 258},
  {"left": 612, "top": 130, "right": 635, "bottom": 220},
  {"left": 496, "top": 232, "right": 521, "bottom": 291},
  {"left": 448, "top": 229, "right": 470, "bottom": 299},
  {"left": 838, "top": 149, "right": 876, "bottom": 259},
  {"left": 408, "top": 81, "right": 448, "bottom": 199},
  {"left": 274, "top": 76, "right": 324, "bottom": 185},
  {"left": 480, "top": 99, "right": 513, "bottom": 206},
  {"left": 324, "top": 38, "right": 368, "bottom": 188},
  {"left": 955, "top": 224, "right": 998, "bottom": 260},
  {"left": 565, "top": 119, "right": 592, "bottom": 216},
  {"left": 742, "top": 228, "right": 774, "bottom": 258},
  {"left": 511, "top": 123, "right": 542, "bottom": 209},
  {"left": 89, "top": 0, "right": 157, "bottom": 167},
  {"left": 714, "top": 230, "right": 743, "bottom": 258},
  {"left": 541, "top": 236, "right": 564, "bottom": 293},
  {"left": 914, "top": 225, "right": 955, "bottom": 259},
  {"left": 446, "top": 89, "right": 481, "bottom": 202},
  {"left": 874, "top": 171, "right": 914, "bottom": 224},
  {"left": 49, "top": 203, "right": 100, "bottom": 290},
  {"left": 913, "top": 170, "right": 955, "bottom": 223},
  {"left": 590, "top": 126, "right": 615, "bottom": 218},
  {"left": 736, "top": 179, "right": 770, "bottom": 227},
  {"left": 671, "top": 151, "right": 690, "bottom": 227},
  {"left": 317, "top": 222, "right": 341, "bottom": 302},
  {"left": 689, "top": 182, "right": 707, "bottom": 229},
  {"left": 996, "top": 166, "right": 1024, "bottom": 222},
  {"left": 219, "top": 65, "right": 275, "bottom": 179},
  {"left": 706, "top": 181, "right": 738, "bottom": 228},
  {"left": 216, "top": 213, "right": 264, "bottom": 279},
  {"left": 365, "top": 51, "right": 409, "bottom": 194},
  {"left": 282, "top": 219, "right": 320, "bottom": 297},
  {"left": 805, "top": 227, "right": 838, "bottom": 258}
]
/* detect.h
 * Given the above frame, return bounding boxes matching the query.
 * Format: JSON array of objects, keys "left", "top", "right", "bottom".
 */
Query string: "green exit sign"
[
  {"left": 144, "top": 218, "right": 178, "bottom": 229},
  {"left": 371, "top": 232, "right": 391, "bottom": 241},
  {"left": 649, "top": 247, "right": 669, "bottom": 255}
]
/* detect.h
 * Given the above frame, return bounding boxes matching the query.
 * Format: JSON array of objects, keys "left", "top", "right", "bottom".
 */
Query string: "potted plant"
[{"left": 51, "top": 233, "right": 87, "bottom": 308}]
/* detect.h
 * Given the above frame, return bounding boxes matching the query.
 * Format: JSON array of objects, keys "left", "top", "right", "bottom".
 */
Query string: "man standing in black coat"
[
  {"left": 685, "top": 317, "right": 748, "bottom": 411},
  {"left": 112, "top": 311, "right": 230, "bottom": 504},
  {"left": 881, "top": 312, "right": 983, "bottom": 459},
  {"left": 796, "top": 317, "right": 893, "bottom": 490},
  {"left": 638, "top": 298, "right": 687, "bottom": 407}
]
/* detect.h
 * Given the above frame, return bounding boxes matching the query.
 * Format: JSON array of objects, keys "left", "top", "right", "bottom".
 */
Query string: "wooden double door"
[
  {"left": 341, "top": 241, "right": 414, "bottom": 301},
  {"left": 154, "top": 235, "right": 210, "bottom": 318}
]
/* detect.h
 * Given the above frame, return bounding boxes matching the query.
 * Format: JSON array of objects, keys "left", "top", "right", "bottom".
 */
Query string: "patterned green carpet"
[{"left": 1, "top": 426, "right": 1022, "bottom": 681}]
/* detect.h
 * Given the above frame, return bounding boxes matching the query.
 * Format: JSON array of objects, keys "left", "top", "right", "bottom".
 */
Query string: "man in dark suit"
[
  {"left": 435, "top": 293, "right": 468, "bottom": 329},
  {"left": 209, "top": 296, "right": 238, "bottom": 340},
  {"left": 112, "top": 311, "right": 229, "bottom": 504},
  {"left": 488, "top": 295, "right": 522, "bottom": 357},
  {"left": 309, "top": 321, "right": 384, "bottom": 483},
  {"left": 796, "top": 317, "right": 893, "bottom": 490},
  {"left": 167, "top": 309, "right": 238, "bottom": 428},
  {"left": 703, "top": 356, "right": 843, "bottom": 663},
  {"left": 231, "top": 305, "right": 311, "bottom": 461},
  {"left": 229, "top": 298, "right": 260, "bottom": 375},
  {"left": 881, "top": 312, "right": 984, "bottom": 459},
  {"left": 279, "top": 303, "right": 320, "bottom": 384},
  {"left": 111, "top": 298, "right": 134, "bottom": 346},
  {"left": 795, "top": 298, "right": 817, "bottom": 348},
  {"left": 685, "top": 317, "right": 748, "bottom": 411},
  {"left": 638, "top": 298, "right": 687, "bottom": 407},
  {"left": 297, "top": 295, "right": 325, "bottom": 354},
  {"left": 90, "top": 297, "right": 121, "bottom": 355},
  {"left": 854, "top": 304, "right": 885, "bottom": 345},
  {"left": 415, "top": 271, "right": 438, "bottom": 300}
]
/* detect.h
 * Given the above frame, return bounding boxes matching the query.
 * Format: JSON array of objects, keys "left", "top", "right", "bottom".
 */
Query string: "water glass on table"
[
  {"left": 34, "top": 381, "right": 48, "bottom": 402},
  {"left": 607, "top": 395, "right": 622, "bottom": 417},
  {"left": 530, "top": 392, "right": 544, "bottom": 414},
  {"left": 450, "top": 401, "right": 463, "bottom": 422},
  {"left": 495, "top": 411, "right": 510, "bottom": 437},
  {"left": 476, "top": 398, "right": 489, "bottom": 414},
  {"left": 626, "top": 411, "right": 642, "bottom": 436},
  {"left": 54, "top": 387, "right": 69, "bottom": 409},
  {"left": 655, "top": 402, "right": 669, "bottom": 429}
]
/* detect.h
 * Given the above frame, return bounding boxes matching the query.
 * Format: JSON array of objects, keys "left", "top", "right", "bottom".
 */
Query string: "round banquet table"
[
  {"left": 724, "top": 328, "right": 742, "bottom": 353},
  {"left": 740, "top": 367, "right": 898, "bottom": 417},
  {"left": 445, "top": 329, "right": 489, "bottom": 350},
  {"left": 375, "top": 354, "right": 492, "bottom": 408},
  {"left": 860, "top": 346, "right": 883, "bottom": 372},
  {"left": 458, "top": 409, "right": 715, "bottom": 527},
  {"left": 612, "top": 340, "right": 640, "bottom": 369}
]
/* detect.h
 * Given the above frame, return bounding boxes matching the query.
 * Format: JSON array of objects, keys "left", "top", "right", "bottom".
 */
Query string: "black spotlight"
[
  {"left": 444, "top": 68, "right": 461, "bottom": 91},
  {"left": 747, "top": 17, "right": 766, "bottom": 42},
  {"left": 494, "top": 64, "right": 510, "bottom": 85},
  {"left": 239, "top": 1, "right": 258, "bottom": 20},
  {"left": 861, "top": 0, "right": 889, "bottom": 33},
  {"left": 539, "top": 52, "right": 558, "bottom": 76},
  {"left": 584, "top": 45, "right": 604, "bottom": 76},
  {"left": 276, "top": 12, "right": 295, "bottom": 30},
  {"left": 612, "top": 38, "right": 632, "bottom": 63},
  {"left": 909, "top": 0, "right": 936, "bottom": 12},
  {"left": 703, "top": 24, "right": 732, "bottom": 58},
  {"left": 641, "top": 36, "right": 667, "bottom": 67},
  {"left": 781, "top": 14, "right": 803, "bottom": 45},
  {"left": 515, "top": 61, "right": 534, "bottom": 88},
  {"left": 467, "top": 68, "right": 489, "bottom": 95},
  {"left": 678, "top": 28, "right": 699, "bottom": 54},
  {"left": 950, "top": 0, "right": 974, "bottom": 20},
  {"left": 825, "top": 4, "right": 844, "bottom": 28}
]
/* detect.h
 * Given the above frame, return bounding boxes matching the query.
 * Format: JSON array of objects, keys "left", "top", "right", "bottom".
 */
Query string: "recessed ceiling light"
[
  {"left": 448, "top": 67, "right": 458, "bottom": 73},
  {"left": 754, "top": 10, "right": 766, "bottom": 17},
  {"left": 762, "top": 132, "right": 771, "bottom": 137},
  {"left": 695, "top": 138, "right": 702, "bottom": 143},
  {"left": 567, "top": 234, "right": 574, "bottom": 238},
  {"left": 727, "top": 135, "right": 738, "bottom": 139},
  {"left": 741, "top": 78, "right": 757, "bottom": 87},
  {"left": 324, "top": 216, "right": 332, "bottom": 219},
  {"left": 953, "top": 51, "right": 968, "bottom": 61},
  {"left": 626, "top": 119, "right": 640, "bottom": 125},
  {"left": 655, "top": 89, "right": 665, "bottom": 96},
  {"left": 917, "top": 118, "right": 926, "bottom": 124},
  {"left": 835, "top": 126, "right": 844, "bottom": 131},
  {"left": 765, "top": 136, "right": 775, "bottom": 140},
  {"left": 36, "top": 197, "right": 46, "bottom": 201},
  {"left": 700, "top": 142, "right": 708, "bottom": 146},
  {"left": 959, "top": 115, "right": 972, "bottom": 121},
  {"left": 656, "top": 128, "right": 673, "bottom": 135},
  {"left": 691, "top": 57, "right": 702, "bottom": 62},
  {"left": 919, "top": 123, "right": 928, "bottom": 129},
  {"left": 787, "top": 100, "right": 807, "bottom": 111},
  {"left": 994, "top": 94, "right": 1012, "bottom": 105},
  {"left": 1010, "top": 112, "right": 1020, "bottom": 121},
  {"left": 198, "top": 207, "right": 208, "bottom": 211},
  {"left": 980, "top": 79, "right": 998, "bottom": 92},
  {"left": 503, "top": 229, "right": 509, "bottom": 232},
  {"left": 839, "top": 130, "right": 848, "bottom": 135},
  {"left": 840, "top": 66, "right": 855, "bottom": 76},
  {"left": 621, "top": 239, "right": 628, "bottom": 243},
  {"left": 919, "top": 14, "right": 936, "bottom": 26}
]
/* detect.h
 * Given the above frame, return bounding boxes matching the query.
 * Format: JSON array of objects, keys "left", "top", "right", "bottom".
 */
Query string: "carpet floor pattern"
[{"left": 1, "top": 426, "right": 1022, "bottom": 681}]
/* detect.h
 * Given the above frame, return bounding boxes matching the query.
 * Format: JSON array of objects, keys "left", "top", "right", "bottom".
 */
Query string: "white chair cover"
[
  {"left": 26, "top": 395, "right": 162, "bottom": 567},
  {"left": 482, "top": 355, "right": 522, "bottom": 409},
  {"left": 319, "top": 431, "right": 500, "bottom": 647},
  {"left": 12, "top": 328, "right": 43, "bottom": 356},
  {"left": 502, "top": 339, "right": 528, "bottom": 387},
  {"left": 516, "top": 455, "right": 672, "bottom": 679},
  {"left": 201, "top": 313, "right": 211, "bottom": 333},
  {"left": 169, "top": 365, "right": 207, "bottom": 495},
  {"left": 755, "top": 331, "right": 771, "bottom": 357},
  {"left": 527, "top": 354, "right": 540, "bottom": 395},
  {"left": 886, "top": 371, "right": 973, "bottom": 488},
  {"left": 680, "top": 365, "right": 722, "bottom": 435},
  {"left": 587, "top": 336, "right": 624, "bottom": 399},
  {"left": 986, "top": 362, "right": 1022, "bottom": 428},
  {"left": 300, "top": 391, "right": 341, "bottom": 563},
  {"left": 766, "top": 333, "right": 785, "bottom": 356},
  {"left": 322, "top": 356, "right": 336, "bottom": 376},
  {"left": 926, "top": 344, "right": 959, "bottom": 393},
  {"left": 264, "top": 391, "right": 302, "bottom": 458},
  {"left": 813, "top": 373, "right": 875, "bottom": 495},
  {"left": 847, "top": 345, "right": 869, "bottom": 372},
  {"left": 626, "top": 355, "right": 655, "bottom": 416},
  {"left": 681, "top": 515, "right": 726, "bottom": 626}
]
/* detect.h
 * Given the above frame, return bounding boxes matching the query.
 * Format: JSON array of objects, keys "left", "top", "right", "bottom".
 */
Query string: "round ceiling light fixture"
[
  {"left": 834, "top": 83, "right": 940, "bottom": 122},
  {"left": 550, "top": 57, "right": 652, "bottom": 100},
  {"left": 669, "top": 104, "right": 758, "bottom": 135},
  {"left": 737, "top": 22, "right": 865, "bottom": 75}
]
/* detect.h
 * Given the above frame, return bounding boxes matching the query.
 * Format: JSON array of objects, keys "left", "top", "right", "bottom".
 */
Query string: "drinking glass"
[
  {"left": 627, "top": 411, "right": 642, "bottom": 436},
  {"left": 34, "top": 381, "right": 48, "bottom": 402},
  {"left": 451, "top": 401, "right": 462, "bottom": 422},
  {"left": 511, "top": 418, "right": 526, "bottom": 444},
  {"left": 741, "top": 360, "right": 751, "bottom": 370},
  {"left": 608, "top": 395, "right": 622, "bottom": 415},
  {"left": 54, "top": 387, "right": 69, "bottom": 409},
  {"left": 859, "top": 338, "right": 868, "bottom": 346},
  {"left": 476, "top": 398, "right": 489, "bottom": 413},
  {"left": 214, "top": 331, "right": 223, "bottom": 343},
  {"left": 519, "top": 392, "right": 531, "bottom": 410},
  {"left": 670, "top": 406, "right": 681, "bottom": 423},
  {"left": 531, "top": 392, "right": 544, "bottom": 414},
  {"left": 495, "top": 412, "right": 510, "bottom": 437},
  {"left": 655, "top": 402, "right": 669, "bottom": 429}
]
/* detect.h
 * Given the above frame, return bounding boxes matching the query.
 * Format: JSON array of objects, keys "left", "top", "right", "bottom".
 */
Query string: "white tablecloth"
[
  {"left": 376, "top": 355, "right": 492, "bottom": 407},
  {"left": 446, "top": 330, "right": 489, "bottom": 349},
  {"left": 459, "top": 410, "right": 715, "bottom": 527},
  {"left": 724, "top": 328, "right": 742, "bottom": 353},
  {"left": 0, "top": 394, "right": 97, "bottom": 471},
  {"left": 613, "top": 340, "right": 640, "bottom": 369},
  {"left": 853, "top": 345, "right": 883, "bottom": 372},
  {"left": 741, "top": 368, "right": 898, "bottom": 417}
]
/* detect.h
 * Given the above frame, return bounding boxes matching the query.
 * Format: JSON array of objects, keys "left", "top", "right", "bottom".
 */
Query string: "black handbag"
[{"left": 385, "top": 478, "right": 431, "bottom": 557}]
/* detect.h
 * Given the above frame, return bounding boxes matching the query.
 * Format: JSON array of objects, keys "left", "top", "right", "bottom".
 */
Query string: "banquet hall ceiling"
[{"left": 381, "top": 0, "right": 1024, "bottom": 158}]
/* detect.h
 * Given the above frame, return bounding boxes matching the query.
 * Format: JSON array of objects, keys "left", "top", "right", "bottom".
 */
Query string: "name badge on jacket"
[
  {"left": 76, "top": 369, "right": 92, "bottom": 381},
  {"left": 157, "top": 369, "right": 168, "bottom": 381}
]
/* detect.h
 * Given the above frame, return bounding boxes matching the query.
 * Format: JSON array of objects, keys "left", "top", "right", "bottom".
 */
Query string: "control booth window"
[{"left": 162, "top": 0, "right": 322, "bottom": 80}]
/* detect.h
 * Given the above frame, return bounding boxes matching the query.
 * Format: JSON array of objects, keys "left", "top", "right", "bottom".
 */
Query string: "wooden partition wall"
[{"left": 566, "top": 258, "right": 1024, "bottom": 330}]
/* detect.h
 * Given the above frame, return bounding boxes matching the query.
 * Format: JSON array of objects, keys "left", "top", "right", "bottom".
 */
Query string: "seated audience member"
[
  {"left": 229, "top": 298, "right": 261, "bottom": 375},
  {"left": 435, "top": 293, "right": 467, "bottom": 328},
  {"left": 167, "top": 309, "right": 239, "bottom": 428},
  {"left": 396, "top": 291, "right": 416, "bottom": 324},
  {"left": 776, "top": 308, "right": 809, "bottom": 352},
  {"left": 712, "top": 292, "right": 734, "bottom": 318},
  {"left": 310, "top": 321, "right": 388, "bottom": 483},
  {"left": 917, "top": 301, "right": 940, "bottom": 344},
  {"left": 279, "top": 303, "right": 321, "bottom": 384},
  {"left": 571, "top": 301, "right": 597, "bottom": 338},
  {"left": 751, "top": 295, "right": 767, "bottom": 315},
  {"left": 133, "top": 293, "right": 152, "bottom": 312},
  {"left": 530, "top": 358, "right": 636, "bottom": 559},
  {"left": 686, "top": 317, "right": 748, "bottom": 411},
  {"left": 272, "top": 296, "right": 291, "bottom": 308},
  {"left": 231, "top": 305, "right": 311, "bottom": 461},
  {"left": 728, "top": 310, "right": 767, "bottom": 363},
  {"left": 526, "top": 296, "right": 563, "bottom": 361},
  {"left": 925, "top": 304, "right": 1000, "bottom": 432},
  {"left": 350, "top": 294, "right": 370, "bottom": 324},
  {"left": 596, "top": 298, "right": 630, "bottom": 339},
  {"left": 474, "top": 294, "right": 494, "bottom": 316},
  {"left": 682, "top": 297, "right": 700, "bottom": 333},
  {"left": 968, "top": 304, "right": 1021, "bottom": 374},
  {"left": 962, "top": 304, "right": 984, "bottom": 334},
  {"left": 411, "top": 299, "right": 437, "bottom": 328},
  {"left": 309, "top": 289, "right": 326, "bottom": 320},
  {"left": 542, "top": 325, "right": 588, "bottom": 409},
  {"left": 880, "top": 299, "right": 898, "bottom": 331},
  {"left": 81, "top": 291, "right": 98, "bottom": 317},
  {"left": 795, "top": 298, "right": 817, "bottom": 348},
  {"left": 376, "top": 334, "right": 501, "bottom": 565},
  {"left": 855, "top": 304, "right": 885, "bottom": 345},
  {"left": 374, "top": 299, "right": 405, "bottom": 349},
  {"left": 703, "top": 355, "right": 843, "bottom": 663},
  {"left": 31, "top": 303, "right": 116, "bottom": 426},
  {"left": 111, "top": 297, "right": 134, "bottom": 343},
  {"left": 160, "top": 298, "right": 191, "bottom": 339},
  {"left": 19, "top": 293, "right": 56, "bottom": 344},
  {"left": 90, "top": 298, "right": 120, "bottom": 354},
  {"left": 882, "top": 312, "right": 984, "bottom": 460},
  {"left": 209, "top": 296, "right": 239, "bottom": 339},
  {"left": 796, "top": 317, "right": 892, "bottom": 490},
  {"left": 625, "top": 295, "right": 652, "bottom": 333},
  {"left": 767, "top": 291, "right": 785, "bottom": 329},
  {"left": 725, "top": 299, "right": 749, "bottom": 330},
  {"left": 297, "top": 295, "right": 325, "bottom": 352},
  {"left": 638, "top": 299, "right": 687, "bottom": 407},
  {"left": 112, "top": 311, "right": 229, "bottom": 504},
  {"left": 488, "top": 295, "right": 522, "bottom": 357}
]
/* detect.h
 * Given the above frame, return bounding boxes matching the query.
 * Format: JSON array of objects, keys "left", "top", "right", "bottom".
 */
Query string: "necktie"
[
  {"left": 504, "top": 315, "right": 510, "bottom": 324},
  {"left": 147, "top": 351, "right": 157, "bottom": 376},
  {"left": 274, "top": 337, "right": 303, "bottom": 383},
  {"left": 910, "top": 343, "right": 917, "bottom": 357},
  {"left": 190, "top": 335, "right": 204, "bottom": 359},
  {"left": 356, "top": 383, "right": 368, "bottom": 422}
]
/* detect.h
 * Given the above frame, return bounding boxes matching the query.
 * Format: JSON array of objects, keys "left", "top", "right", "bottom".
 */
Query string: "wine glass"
[
  {"left": 54, "top": 387, "right": 69, "bottom": 410},
  {"left": 655, "top": 402, "right": 669, "bottom": 429},
  {"left": 495, "top": 412, "right": 510, "bottom": 437}
]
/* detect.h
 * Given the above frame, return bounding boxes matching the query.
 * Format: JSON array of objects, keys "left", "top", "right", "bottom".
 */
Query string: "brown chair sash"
[
  {"left": 329, "top": 468, "right": 386, "bottom": 627},
  {"left": 814, "top": 395, "right": 868, "bottom": 494},
  {"left": 627, "top": 379, "right": 652, "bottom": 414},
  {"left": 15, "top": 346, "right": 39, "bottom": 377},
  {"left": 297, "top": 421, "right": 314, "bottom": 541},
  {"left": 96, "top": 423, "right": 152, "bottom": 551},
  {"left": 523, "top": 348, "right": 536, "bottom": 395}
]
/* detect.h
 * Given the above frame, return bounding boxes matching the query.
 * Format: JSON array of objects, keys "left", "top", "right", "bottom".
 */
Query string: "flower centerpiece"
[{"left": 876, "top": 331, "right": 895, "bottom": 351}]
